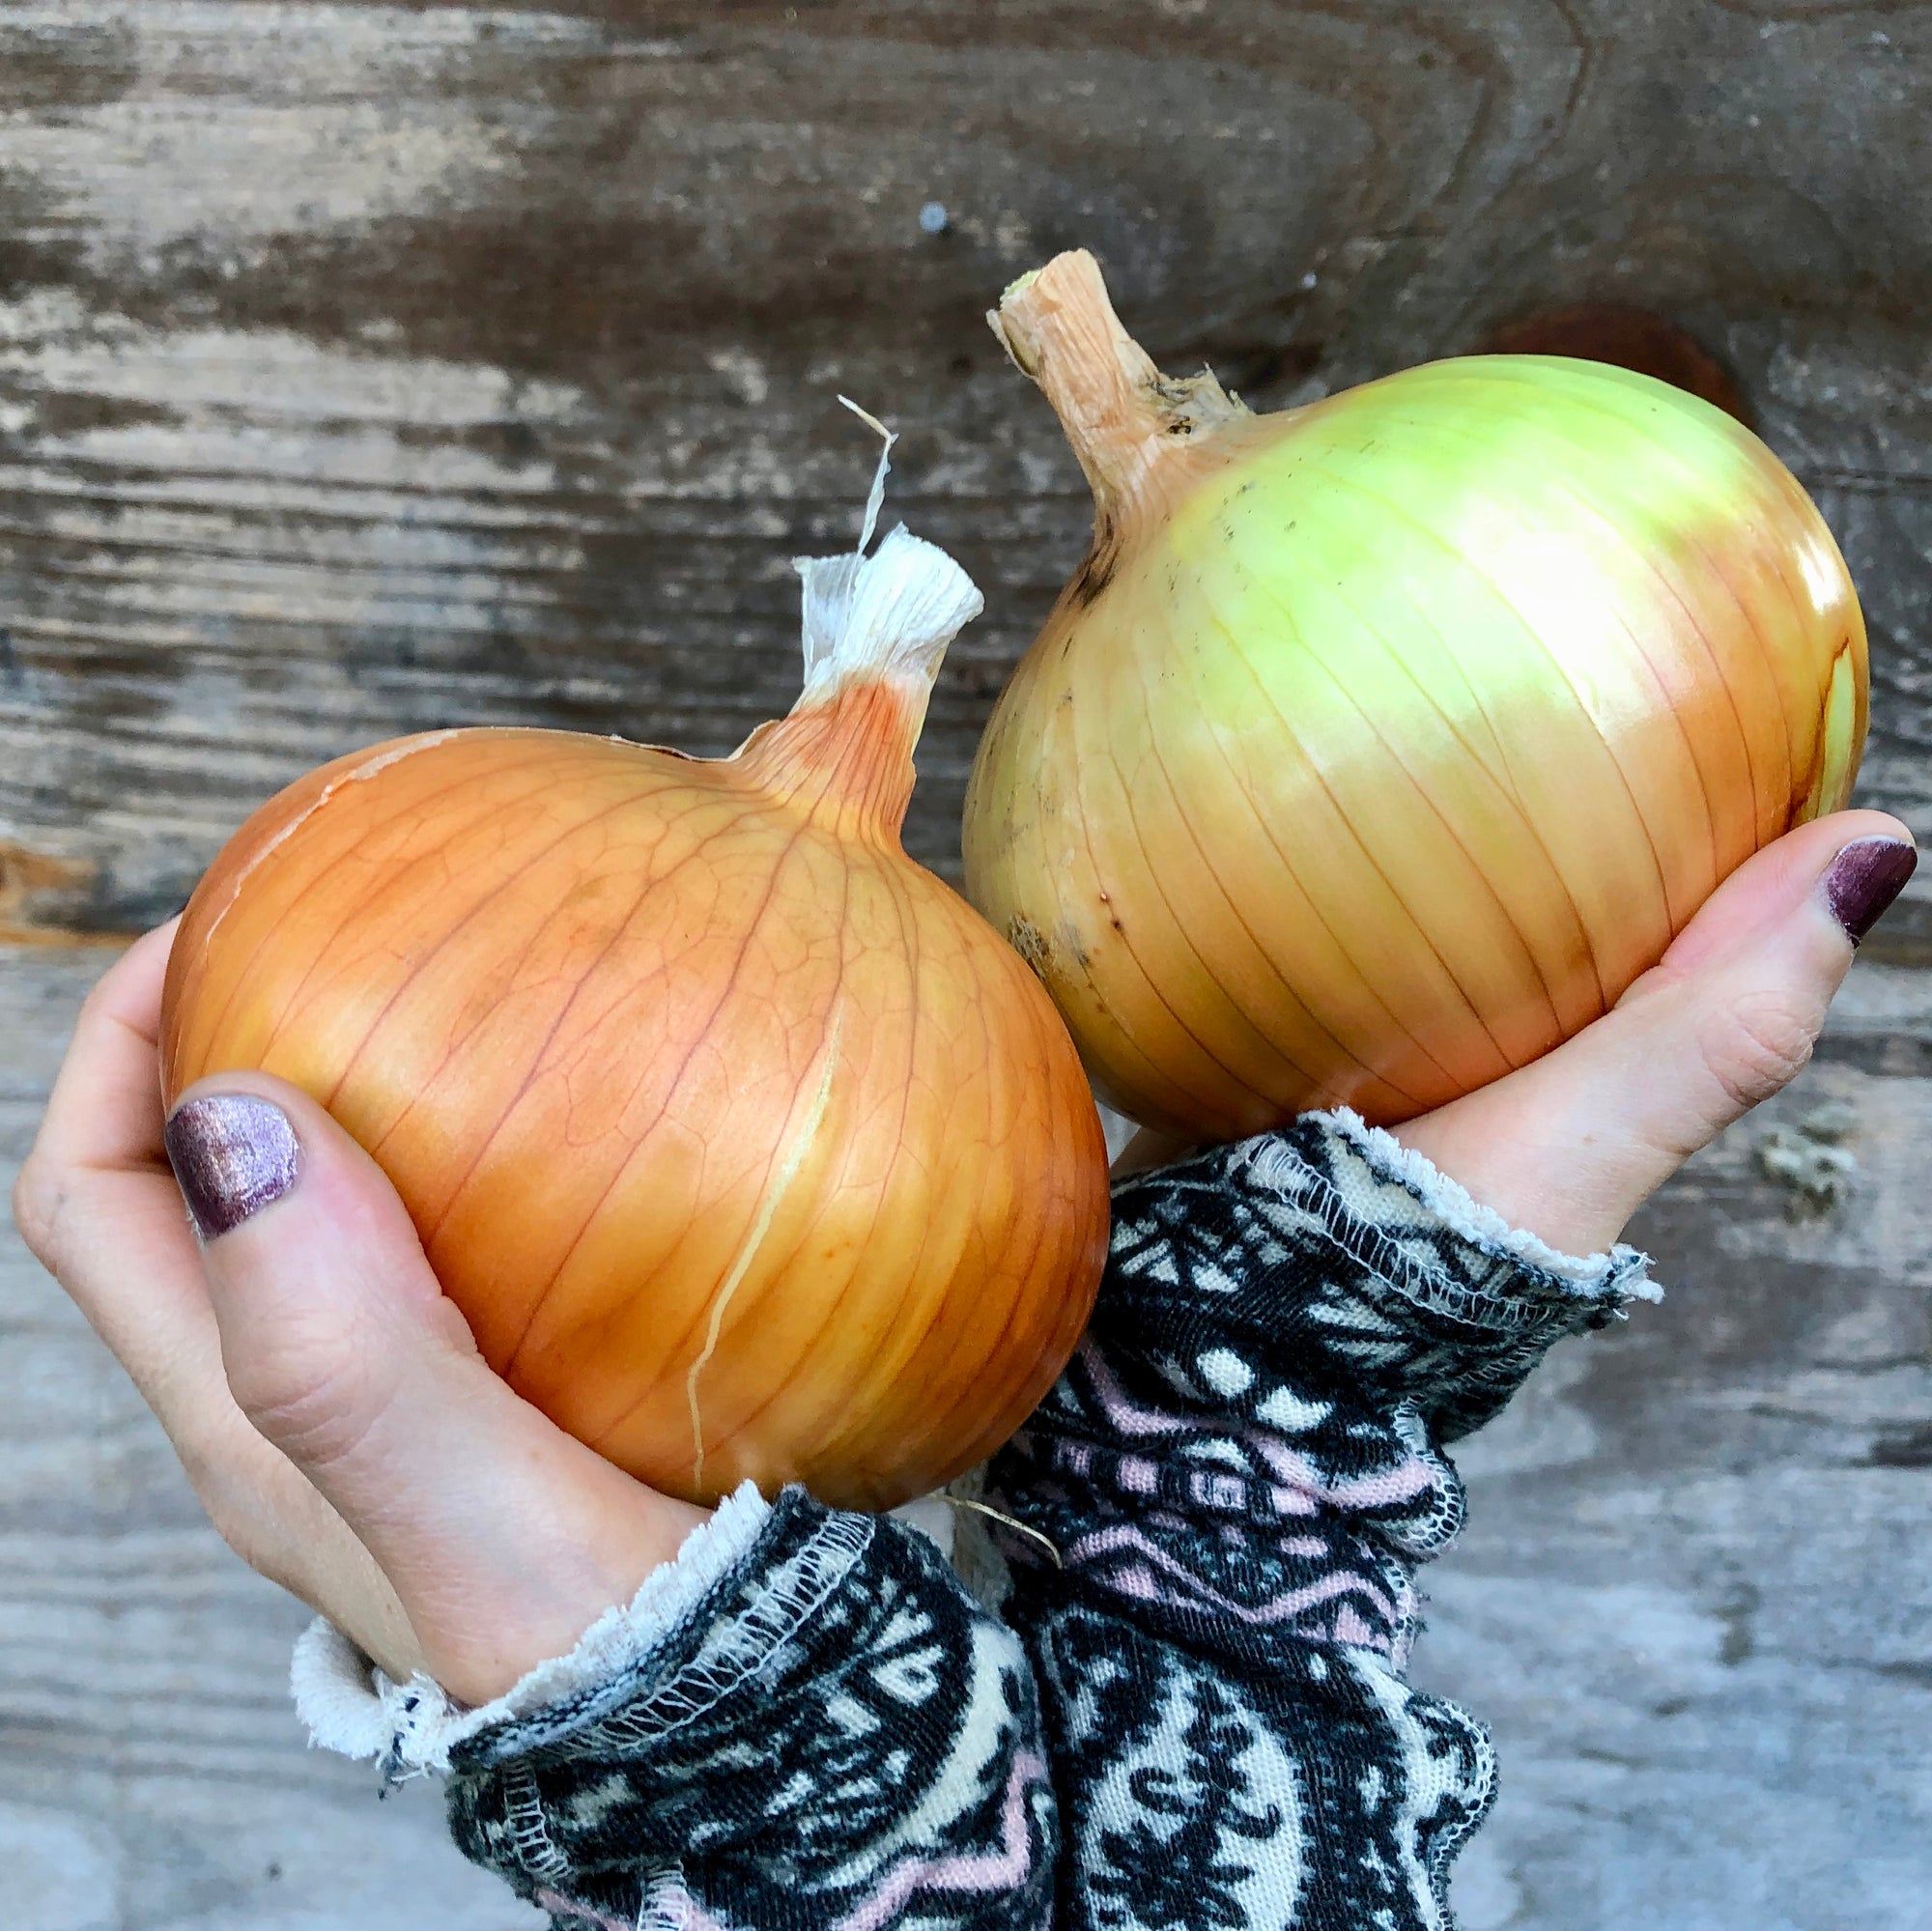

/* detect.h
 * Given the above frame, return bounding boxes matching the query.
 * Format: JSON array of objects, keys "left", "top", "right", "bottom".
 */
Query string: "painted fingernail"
[
  {"left": 1823, "top": 837, "right": 1918, "bottom": 947},
  {"left": 163, "top": 1094, "right": 301, "bottom": 1239}
]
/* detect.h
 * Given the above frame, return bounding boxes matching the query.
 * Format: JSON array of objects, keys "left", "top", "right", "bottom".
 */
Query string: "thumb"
[
  {"left": 1397, "top": 810, "right": 1916, "bottom": 1255},
  {"left": 164, "top": 1073, "right": 704, "bottom": 1703}
]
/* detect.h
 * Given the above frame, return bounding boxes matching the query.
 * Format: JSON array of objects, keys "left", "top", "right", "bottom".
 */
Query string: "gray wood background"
[{"left": 1, "top": 4, "right": 1927, "bottom": 1926}]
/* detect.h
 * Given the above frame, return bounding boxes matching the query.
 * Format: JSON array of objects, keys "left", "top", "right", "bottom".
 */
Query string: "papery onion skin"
[
  {"left": 162, "top": 536, "right": 1110, "bottom": 1512},
  {"left": 964, "top": 252, "right": 1867, "bottom": 1142}
]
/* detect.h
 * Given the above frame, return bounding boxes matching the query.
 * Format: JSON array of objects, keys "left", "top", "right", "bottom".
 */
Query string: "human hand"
[
  {"left": 1390, "top": 810, "right": 1915, "bottom": 1253},
  {"left": 1119, "top": 811, "right": 1916, "bottom": 1255},
  {"left": 11, "top": 921, "right": 707, "bottom": 1706}
]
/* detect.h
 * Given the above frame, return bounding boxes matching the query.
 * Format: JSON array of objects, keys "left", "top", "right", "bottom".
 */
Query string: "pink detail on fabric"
[
  {"left": 1117, "top": 1455, "right": 1158, "bottom": 1494},
  {"left": 1267, "top": 1485, "right": 1320, "bottom": 1517},
  {"left": 1341, "top": 1468, "right": 1436, "bottom": 1506},
  {"left": 1281, "top": 1538, "right": 1328, "bottom": 1557},
  {"left": 1080, "top": 1342, "right": 1437, "bottom": 1519},
  {"left": 1250, "top": 1434, "right": 1435, "bottom": 1510},
  {"left": 537, "top": 1888, "right": 708, "bottom": 1931},
  {"left": 1079, "top": 1345, "right": 1208, "bottom": 1438},
  {"left": 1332, "top": 1604, "right": 1378, "bottom": 1646},
  {"left": 1064, "top": 1524, "right": 1398, "bottom": 1635},
  {"left": 832, "top": 1753, "right": 1049, "bottom": 1931}
]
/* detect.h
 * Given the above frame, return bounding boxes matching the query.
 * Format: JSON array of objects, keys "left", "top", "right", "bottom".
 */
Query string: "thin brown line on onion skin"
[
  {"left": 1314, "top": 411, "right": 1733, "bottom": 914},
  {"left": 1143, "top": 594, "right": 1453, "bottom": 1115},
  {"left": 165, "top": 516, "right": 1111, "bottom": 1511},
  {"left": 569, "top": 831, "right": 854, "bottom": 1455},
  {"left": 1133, "top": 536, "right": 1453, "bottom": 1102},
  {"left": 1229, "top": 562, "right": 1534, "bottom": 1087},
  {"left": 965, "top": 250, "right": 1868, "bottom": 1137},
  {"left": 321, "top": 780, "right": 669, "bottom": 1131},
  {"left": 1251, "top": 489, "right": 1589, "bottom": 1041},
  {"left": 1413, "top": 374, "right": 1796, "bottom": 856},
  {"left": 1231, "top": 477, "right": 1612, "bottom": 1036},
  {"left": 498, "top": 808, "right": 820, "bottom": 1386},
  {"left": 163, "top": 736, "right": 548, "bottom": 1080},
  {"left": 1456, "top": 362, "right": 1836, "bottom": 828}
]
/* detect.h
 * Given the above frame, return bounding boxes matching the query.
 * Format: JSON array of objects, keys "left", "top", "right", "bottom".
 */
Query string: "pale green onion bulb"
[{"left": 964, "top": 251, "right": 1866, "bottom": 1140}]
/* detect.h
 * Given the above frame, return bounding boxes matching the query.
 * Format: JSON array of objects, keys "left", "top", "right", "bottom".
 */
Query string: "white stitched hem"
[
  {"left": 1317, "top": 1105, "right": 1662, "bottom": 1302},
  {"left": 291, "top": 1478, "right": 774, "bottom": 1774}
]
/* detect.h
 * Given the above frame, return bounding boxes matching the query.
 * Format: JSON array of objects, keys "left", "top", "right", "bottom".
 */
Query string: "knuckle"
[
  {"left": 226, "top": 1347, "right": 391, "bottom": 1479},
  {"left": 74, "top": 961, "right": 134, "bottom": 1030},
  {"left": 1700, "top": 991, "right": 1820, "bottom": 1118},
  {"left": 10, "top": 1152, "right": 67, "bottom": 1267},
  {"left": 172, "top": 1425, "right": 316, "bottom": 1597}
]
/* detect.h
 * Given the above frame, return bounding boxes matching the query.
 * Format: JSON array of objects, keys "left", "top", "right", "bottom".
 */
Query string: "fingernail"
[
  {"left": 1823, "top": 837, "right": 1918, "bottom": 947},
  {"left": 164, "top": 1094, "right": 301, "bottom": 1239}
]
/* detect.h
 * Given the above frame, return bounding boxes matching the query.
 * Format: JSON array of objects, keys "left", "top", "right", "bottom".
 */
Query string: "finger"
[
  {"left": 14, "top": 922, "right": 186, "bottom": 1338},
  {"left": 1396, "top": 810, "right": 1916, "bottom": 1254},
  {"left": 11, "top": 920, "right": 424, "bottom": 1677},
  {"left": 182, "top": 1415, "right": 428, "bottom": 1686},
  {"left": 43, "top": 1159, "right": 422, "bottom": 1681},
  {"left": 14, "top": 913, "right": 241, "bottom": 1464},
  {"left": 15, "top": 913, "right": 253, "bottom": 1442},
  {"left": 166, "top": 1072, "right": 707, "bottom": 1704},
  {"left": 28, "top": 919, "right": 179, "bottom": 1181}
]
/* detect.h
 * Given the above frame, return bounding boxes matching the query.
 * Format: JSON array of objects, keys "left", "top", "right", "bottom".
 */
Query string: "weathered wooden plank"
[
  {"left": 2, "top": 0, "right": 1931, "bottom": 938},
  {"left": 3, "top": 4, "right": 1931, "bottom": 1927}
]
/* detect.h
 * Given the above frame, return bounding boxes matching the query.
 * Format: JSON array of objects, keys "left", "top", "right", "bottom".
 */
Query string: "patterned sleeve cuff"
[
  {"left": 441, "top": 1492, "right": 1057, "bottom": 1930},
  {"left": 1093, "top": 1106, "right": 1659, "bottom": 1454},
  {"left": 287, "top": 1481, "right": 967, "bottom": 1786},
  {"left": 289, "top": 1479, "right": 776, "bottom": 1779},
  {"left": 986, "top": 1106, "right": 1663, "bottom": 1668},
  {"left": 1262, "top": 1105, "right": 1661, "bottom": 1320}
]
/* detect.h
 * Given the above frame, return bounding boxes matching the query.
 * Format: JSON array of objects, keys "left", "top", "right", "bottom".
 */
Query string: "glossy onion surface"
[
  {"left": 965, "top": 255, "right": 1867, "bottom": 1139},
  {"left": 164, "top": 612, "right": 1109, "bottom": 1510}
]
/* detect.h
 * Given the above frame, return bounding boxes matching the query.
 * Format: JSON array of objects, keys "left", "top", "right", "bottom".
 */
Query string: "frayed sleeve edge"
[
  {"left": 1322, "top": 1106, "right": 1660, "bottom": 1301},
  {"left": 1242, "top": 1109, "right": 1661, "bottom": 1325},
  {"left": 291, "top": 1478, "right": 775, "bottom": 1776}
]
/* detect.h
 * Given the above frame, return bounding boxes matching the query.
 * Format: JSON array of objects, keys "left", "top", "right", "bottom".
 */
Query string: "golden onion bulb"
[
  {"left": 163, "top": 497, "right": 1110, "bottom": 1511},
  {"left": 964, "top": 252, "right": 1867, "bottom": 1140}
]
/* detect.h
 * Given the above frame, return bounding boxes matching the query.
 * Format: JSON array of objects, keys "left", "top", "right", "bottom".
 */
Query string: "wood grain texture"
[
  {"left": 0, "top": 946, "right": 542, "bottom": 1930},
  {"left": 4, "top": 0, "right": 1932, "bottom": 930},
  {"left": 1422, "top": 969, "right": 1932, "bottom": 1930},
  {"left": 0, "top": 2, "right": 1927, "bottom": 1926}
]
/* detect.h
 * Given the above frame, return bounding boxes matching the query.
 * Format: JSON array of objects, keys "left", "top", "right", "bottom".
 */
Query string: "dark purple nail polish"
[
  {"left": 163, "top": 1094, "right": 301, "bottom": 1239},
  {"left": 1823, "top": 837, "right": 1918, "bottom": 947}
]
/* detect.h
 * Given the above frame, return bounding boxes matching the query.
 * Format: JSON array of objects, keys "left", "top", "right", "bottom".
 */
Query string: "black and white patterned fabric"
[
  {"left": 300, "top": 1109, "right": 1654, "bottom": 1930},
  {"left": 445, "top": 1493, "right": 1055, "bottom": 1929},
  {"left": 982, "top": 1117, "right": 1652, "bottom": 1930}
]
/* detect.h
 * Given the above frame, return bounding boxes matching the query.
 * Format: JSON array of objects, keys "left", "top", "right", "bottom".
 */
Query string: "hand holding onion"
[
  {"left": 966, "top": 251, "right": 1870, "bottom": 1142},
  {"left": 157, "top": 437, "right": 1110, "bottom": 1512},
  {"left": 14, "top": 806, "right": 1909, "bottom": 1705},
  {"left": 14, "top": 921, "right": 704, "bottom": 1704},
  {"left": 15, "top": 272, "right": 1914, "bottom": 1713}
]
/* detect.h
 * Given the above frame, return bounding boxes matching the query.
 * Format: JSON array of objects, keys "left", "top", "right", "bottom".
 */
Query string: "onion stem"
[{"left": 988, "top": 250, "right": 1247, "bottom": 516}]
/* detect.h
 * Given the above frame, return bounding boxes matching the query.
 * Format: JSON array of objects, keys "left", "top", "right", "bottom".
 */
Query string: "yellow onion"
[
  {"left": 964, "top": 251, "right": 1867, "bottom": 1140},
  {"left": 161, "top": 448, "right": 1109, "bottom": 1510}
]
